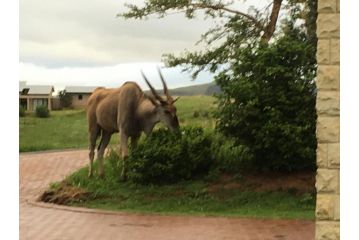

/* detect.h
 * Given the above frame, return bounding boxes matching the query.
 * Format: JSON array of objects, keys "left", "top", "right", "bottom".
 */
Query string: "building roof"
[
  {"left": 20, "top": 81, "right": 54, "bottom": 95},
  {"left": 19, "top": 81, "right": 27, "bottom": 92},
  {"left": 64, "top": 86, "right": 99, "bottom": 94},
  {"left": 26, "top": 85, "right": 54, "bottom": 95}
]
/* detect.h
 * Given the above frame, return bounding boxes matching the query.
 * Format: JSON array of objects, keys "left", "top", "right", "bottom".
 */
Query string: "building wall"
[
  {"left": 19, "top": 95, "right": 52, "bottom": 111},
  {"left": 315, "top": 0, "right": 340, "bottom": 239},
  {"left": 70, "top": 93, "right": 91, "bottom": 109},
  {"left": 51, "top": 97, "right": 62, "bottom": 110}
]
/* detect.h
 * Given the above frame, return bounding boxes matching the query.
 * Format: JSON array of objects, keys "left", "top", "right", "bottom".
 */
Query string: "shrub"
[
  {"left": 210, "top": 134, "right": 253, "bottom": 173},
  {"left": 215, "top": 29, "right": 317, "bottom": 172},
  {"left": 19, "top": 105, "right": 26, "bottom": 117},
  {"left": 58, "top": 90, "right": 72, "bottom": 108},
  {"left": 35, "top": 105, "right": 50, "bottom": 118},
  {"left": 202, "top": 111, "right": 209, "bottom": 117},
  {"left": 193, "top": 111, "right": 200, "bottom": 118},
  {"left": 127, "top": 127, "right": 213, "bottom": 184}
]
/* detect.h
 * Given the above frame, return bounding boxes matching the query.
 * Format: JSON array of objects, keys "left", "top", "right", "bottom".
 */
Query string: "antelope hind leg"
[{"left": 97, "top": 131, "right": 112, "bottom": 177}]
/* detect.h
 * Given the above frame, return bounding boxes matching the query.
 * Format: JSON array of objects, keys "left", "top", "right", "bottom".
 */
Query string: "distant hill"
[{"left": 145, "top": 82, "right": 221, "bottom": 96}]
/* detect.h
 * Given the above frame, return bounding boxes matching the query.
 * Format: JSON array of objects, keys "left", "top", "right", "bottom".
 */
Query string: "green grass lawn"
[
  {"left": 19, "top": 96, "right": 216, "bottom": 152},
  {"left": 72, "top": 186, "right": 315, "bottom": 219},
  {"left": 44, "top": 158, "right": 315, "bottom": 220},
  {"left": 19, "top": 109, "right": 88, "bottom": 152}
]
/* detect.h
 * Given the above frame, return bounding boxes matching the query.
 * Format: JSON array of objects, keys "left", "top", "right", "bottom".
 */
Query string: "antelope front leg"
[
  {"left": 119, "top": 131, "right": 129, "bottom": 181},
  {"left": 88, "top": 149, "right": 95, "bottom": 177},
  {"left": 88, "top": 127, "right": 100, "bottom": 178}
]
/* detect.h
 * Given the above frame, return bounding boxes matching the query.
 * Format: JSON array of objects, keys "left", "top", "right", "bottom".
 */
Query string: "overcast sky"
[{"left": 19, "top": 0, "right": 267, "bottom": 92}]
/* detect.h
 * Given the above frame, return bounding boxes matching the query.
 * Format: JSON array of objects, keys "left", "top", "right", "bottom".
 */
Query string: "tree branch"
[
  {"left": 261, "top": 0, "right": 283, "bottom": 43},
  {"left": 121, "top": 0, "right": 283, "bottom": 43},
  {"left": 189, "top": 3, "right": 264, "bottom": 30}
]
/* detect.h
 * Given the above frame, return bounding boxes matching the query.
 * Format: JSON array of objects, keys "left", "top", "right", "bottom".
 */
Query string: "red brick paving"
[{"left": 20, "top": 150, "right": 315, "bottom": 240}]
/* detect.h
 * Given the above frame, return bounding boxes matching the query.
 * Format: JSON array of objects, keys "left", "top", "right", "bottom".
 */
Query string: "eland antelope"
[{"left": 86, "top": 68, "right": 180, "bottom": 179}]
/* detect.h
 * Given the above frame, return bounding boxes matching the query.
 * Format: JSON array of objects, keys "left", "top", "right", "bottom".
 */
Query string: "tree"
[
  {"left": 58, "top": 90, "right": 72, "bottom": 109},
  {"left": 120, "top": 0, "right": 318, "bottom": 171},
  {"left": 215, "top": 25, "right": 317, "bottom": 171}
]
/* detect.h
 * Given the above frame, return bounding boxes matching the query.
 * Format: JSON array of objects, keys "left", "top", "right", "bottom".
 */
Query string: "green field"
[{"left": 19, "top": 96, "right": 216, "bottom": 152}]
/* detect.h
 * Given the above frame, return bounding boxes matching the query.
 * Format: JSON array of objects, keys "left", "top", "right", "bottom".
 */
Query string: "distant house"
[
  {"left": 64, "top": 86, "right": 99, "bottom": 108},
  {"left": 19, "top": 81, "right": 54, "bottom": 111}
]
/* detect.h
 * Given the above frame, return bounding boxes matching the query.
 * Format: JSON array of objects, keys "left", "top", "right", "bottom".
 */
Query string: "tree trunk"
[
  {"left": 305, "top": 0, "right": 318, "bottom": 48},
  {"left": 261, "top": 0, "right": 283, "bottom": 43}
]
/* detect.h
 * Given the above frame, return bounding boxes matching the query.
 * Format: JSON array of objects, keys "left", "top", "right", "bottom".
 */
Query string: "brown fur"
[{"left": 86, "top": 80, "right": 179, "bottom": 179}]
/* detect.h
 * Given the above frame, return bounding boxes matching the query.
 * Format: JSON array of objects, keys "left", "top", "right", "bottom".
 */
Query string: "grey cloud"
[{"left": 20, "top": 0, "right": 218, "bottom": 68}]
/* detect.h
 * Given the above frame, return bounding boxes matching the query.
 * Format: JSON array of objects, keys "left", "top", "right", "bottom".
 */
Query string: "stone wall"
[{"left": 315, "top": 0, "right": 340, "bottom": 239}]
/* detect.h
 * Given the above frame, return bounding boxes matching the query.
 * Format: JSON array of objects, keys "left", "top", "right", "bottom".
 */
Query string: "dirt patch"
[
  {"left": 40, "top": 182, "right": 91, "bottom": 205},
  {"left": 208, "top": 171, "right": 315, "bottom": 194}
]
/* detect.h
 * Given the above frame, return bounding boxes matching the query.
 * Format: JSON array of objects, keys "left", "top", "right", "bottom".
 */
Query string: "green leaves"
[
  {"left": 58, "top": 90, "right": 72, "bottom": 109},
  {"left": 127, "top": 127, "right": 213, "bottom": 184},
  {"left": 35, "top": 105, "right": 50, "bottom": 118},
  {"left": 215, "top": 28, "right": 317, "bottom": 172}
]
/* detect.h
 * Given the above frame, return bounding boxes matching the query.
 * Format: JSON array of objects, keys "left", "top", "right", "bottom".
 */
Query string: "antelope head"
[{"left": 141, "top": 67, "right": 180, "bottom": 131}]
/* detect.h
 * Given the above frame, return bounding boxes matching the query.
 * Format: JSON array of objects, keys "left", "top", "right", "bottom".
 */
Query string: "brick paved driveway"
[{"left": 20, "top": 150, "right": 315, "bottom": 240}]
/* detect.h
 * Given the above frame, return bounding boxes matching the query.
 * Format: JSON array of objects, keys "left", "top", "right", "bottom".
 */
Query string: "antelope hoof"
[{"left": 88, "top": 171, "right": 93, "bottom": 178}]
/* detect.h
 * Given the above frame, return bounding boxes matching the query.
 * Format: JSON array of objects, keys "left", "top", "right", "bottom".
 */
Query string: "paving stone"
[{"left": 20, "top": 150, "right": 315, "bottom": 240}]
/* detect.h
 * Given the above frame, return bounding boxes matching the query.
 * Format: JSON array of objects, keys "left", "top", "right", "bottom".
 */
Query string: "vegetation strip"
[{"left": 42, "top": 156, "right": 315, "bottom": 220}]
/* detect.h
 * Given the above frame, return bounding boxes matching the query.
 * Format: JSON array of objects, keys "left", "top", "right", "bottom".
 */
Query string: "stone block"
[
  {"left": 334, "top": 194, "right": 340, "bottom": 220},
  {"left": 317, "top": 143, "right": 328, "bottom": 168},
  {"left": 318, "top": 0, "right": 336, "bottom": 13},
  {"left": 317, "top": 66, "right": 340, "bottom": 90},
  {"left": 317, "top": 116, "right": 340, "bottom": 143},
  {"left": 328, "top": 143, "right": 340, "bottom": 167},
  {"left": 317, "top": 39, "right": 330, "bottom": 64},
  {"left": 330, "top": 39, "right": 340, "bottom": 65},
  {"left": 316, "top": 91, "right": 340, "bottom": 116},
  {"left": 316, "top": 194, "right": 334, "bottom": 220},
  {"left": 337, "top": 0, "right": 340, "bottom": 12},
  {"left": 315, "top": 221, "right": 340, "bottom": 240},
  {"left": 316, "top": 169, "right": 339, "bottom": 193},
  {"left": 317, "top": 14, "right": 340, "bottom": 38}
]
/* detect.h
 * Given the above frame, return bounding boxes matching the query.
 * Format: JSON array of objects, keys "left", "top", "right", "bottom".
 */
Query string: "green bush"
[
  {"left": 19, "top": 105, "right": 26, "bottom": 117},
  {"left": 35, "top": 105, "right": 50, "bottom": 118},
  {"left": 58, "top": 90, "right": 73, "bottom": 108},
  {"left": 210, "top": 134, "right": 253, "bottom": 173},
  {"left": 193, "top": 111, "right": 200, "bottom": 118},
  {"left": 127, "top": 127, "right": 213, "bottom": 184},
  {"left": 215, "top": 28, "right": 317, "bottom": 172}
]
